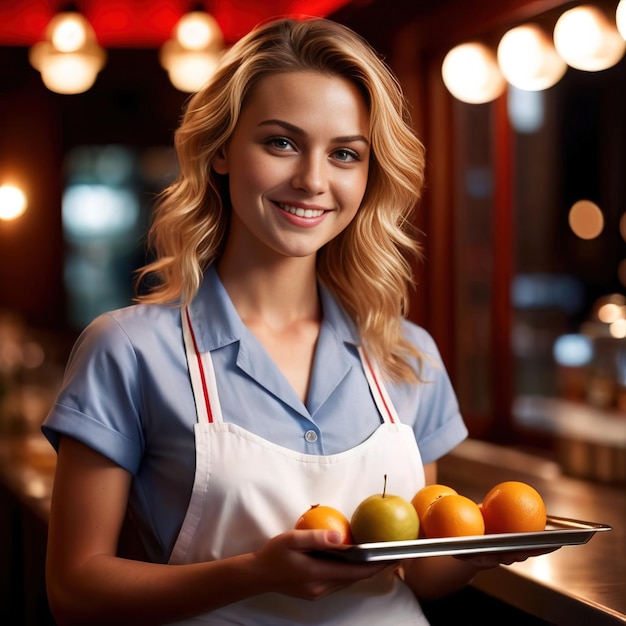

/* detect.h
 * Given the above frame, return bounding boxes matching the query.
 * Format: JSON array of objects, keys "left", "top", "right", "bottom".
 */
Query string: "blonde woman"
[{"left": 43, "top": 17, "right": 540, "bottom": 625}]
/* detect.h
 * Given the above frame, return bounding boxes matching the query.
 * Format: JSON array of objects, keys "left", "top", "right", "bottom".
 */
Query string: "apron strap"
[
  {"left": 182, "top": 307, "right": 223, "bottom": 423},
  {"left": 357, "top": 346, "right": 399, "bottom": 425}
]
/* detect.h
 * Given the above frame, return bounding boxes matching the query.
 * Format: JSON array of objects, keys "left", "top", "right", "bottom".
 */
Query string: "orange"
[
  {"left": 295, "top": 504, "right": 353, "bottom": 544},
  {"left": 421, "top": 494, "right": 485, "bottom": 538},
  {"left": 411, "top": 484, "right": 458, "bottom": 522},
  {"left": 480, "top": 481, "right": 547, "bottom": 534}
]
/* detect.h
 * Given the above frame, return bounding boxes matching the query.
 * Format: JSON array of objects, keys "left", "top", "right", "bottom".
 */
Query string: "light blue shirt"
[{"left": 43, "top": 265, "right": 467, "bottom": 562}]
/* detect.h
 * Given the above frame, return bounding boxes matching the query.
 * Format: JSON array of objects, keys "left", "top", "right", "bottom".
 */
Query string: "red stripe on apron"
[
  {"left": 185, "top": 307, "right": 214, "bottom": 423},
  {"left": 360, "top": 348, "right": 396, "bottom": 424}
]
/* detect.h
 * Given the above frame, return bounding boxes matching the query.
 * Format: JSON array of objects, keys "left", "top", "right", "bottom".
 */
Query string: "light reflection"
[
  {"left": 523, "top": 551, "right": 555, "bottom": 581},
  {"left": 568, "top": 200, "right": 604, "bottom": 240},
  {"left": 25, "top": 476, "right": 48, "bottom": 499}
]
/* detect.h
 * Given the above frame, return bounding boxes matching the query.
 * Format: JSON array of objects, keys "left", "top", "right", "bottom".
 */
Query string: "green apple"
[{"left": 351, "top": 476, "right": 419, "bottom": 543}]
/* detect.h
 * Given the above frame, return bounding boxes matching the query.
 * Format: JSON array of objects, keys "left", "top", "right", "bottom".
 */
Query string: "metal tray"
[{"left": 316, "top": 515, "right": 612, "bottom": 563}]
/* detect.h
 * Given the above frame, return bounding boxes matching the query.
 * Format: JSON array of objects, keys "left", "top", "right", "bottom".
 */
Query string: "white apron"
[{"left": 168, "top": 307, "right": 429, "bottom": 625}]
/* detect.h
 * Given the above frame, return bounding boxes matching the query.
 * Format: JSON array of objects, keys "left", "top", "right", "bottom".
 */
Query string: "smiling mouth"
[{"left": 278, "top": 203, "right": 326, "bottom": 218}]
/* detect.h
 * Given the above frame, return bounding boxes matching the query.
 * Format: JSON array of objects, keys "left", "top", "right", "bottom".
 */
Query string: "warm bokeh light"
[
  {"left": 50, "top": 13, "right": 88, "bottom": 52},
  {"left": 598, "top": 302, "right": 623, "bottom": 323},
  {"left": 497, "top": 24, "right": 567, "bottom": 91},
  {"left": 160, "top": 10, "right": 224, "bottom": 93},
  {"left": 553, "top": 5, "right": 626, "bottom": 71},
  {"left": 610, "top": 318, "right": 626, "bottom": 338},
  {"left": 568, "top": 199, "right": 604, "bottom": 239},
  {"left": 442, "top": 43, "right": 506, "bottom": 104},
  {"left": 32, "top": 52, "right": 104, "bottom": 94},
  {"left": 175, "top": 11, "right": 222, "bottom": 51},
  {"left": 0, "top": 184, "right": 27, "bottom": 220},
  {"left": 617, "top": 0, "right": 626, "bottom": 41},
  {"left": 29, "top": 11, "right": 106, "bottom": 94},
  {"left": 593, "top": 294, "right": 626, "bottom": 324}
]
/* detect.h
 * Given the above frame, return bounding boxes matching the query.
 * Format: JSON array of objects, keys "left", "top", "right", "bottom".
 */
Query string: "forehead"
[{"left": 239, "top": 71, "right": 370, "bottom": 134}]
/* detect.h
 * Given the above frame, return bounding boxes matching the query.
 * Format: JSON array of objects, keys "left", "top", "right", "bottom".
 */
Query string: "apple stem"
[{"left": 383, "top": 474, "right": 388, "bottom": 498}]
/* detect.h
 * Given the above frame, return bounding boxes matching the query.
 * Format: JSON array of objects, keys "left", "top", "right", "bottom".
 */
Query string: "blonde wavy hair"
[{"left": 136, "top": 17, "right": 427, "bottom": 383}]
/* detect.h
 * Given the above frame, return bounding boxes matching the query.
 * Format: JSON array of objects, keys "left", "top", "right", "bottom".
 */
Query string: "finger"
[{"left": 289, "top": 528, "right": 347, "bottom": 551}]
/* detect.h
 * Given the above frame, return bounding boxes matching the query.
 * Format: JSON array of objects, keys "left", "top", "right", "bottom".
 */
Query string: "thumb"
[{"left": 326, "top": 530, "right": 344, "bottom": 545}]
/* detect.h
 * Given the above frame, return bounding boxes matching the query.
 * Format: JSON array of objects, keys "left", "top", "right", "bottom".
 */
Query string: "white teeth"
[{"left": 279, "top": 204, "right": 324, "bottom": 218}]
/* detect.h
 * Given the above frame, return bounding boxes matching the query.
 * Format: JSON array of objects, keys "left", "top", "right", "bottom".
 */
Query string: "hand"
[
  {"left": 455, "top": 546, "right": 559, "bottom": 570},
  {"left": 252, "top": 529, "right": 393, "bottom": 600}
]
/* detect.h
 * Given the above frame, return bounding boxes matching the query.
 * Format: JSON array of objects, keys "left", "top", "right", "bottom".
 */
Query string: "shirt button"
[{"left": 304, "top": 430, "right": 318, "bottom": 443}]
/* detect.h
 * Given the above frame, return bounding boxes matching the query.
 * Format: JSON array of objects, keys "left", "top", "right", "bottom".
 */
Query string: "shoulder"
[
  {"left": 61, "top": 303, "right": 185, "bottom": 390},
  {"left": 400, "top": 318, "right": 446, "bottom": 376},
  {"left": 401, "top": 319, "right": 439, "bottom": 353},
  {"left": 78, "top": 303, "right": 182, "bottom": 351}
]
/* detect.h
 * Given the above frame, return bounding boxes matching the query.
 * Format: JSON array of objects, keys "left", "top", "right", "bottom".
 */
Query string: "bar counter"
[
  {"left": 0, "top": 433, "right": 624, "bottom": 624},
  {"left": 439, "top": 439, "right": 626, "bottom": 625}
]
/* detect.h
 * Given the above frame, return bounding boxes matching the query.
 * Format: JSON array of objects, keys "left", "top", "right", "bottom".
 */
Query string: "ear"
[{"left": 211, "top": 144, "right": 229, "bottom": 175}]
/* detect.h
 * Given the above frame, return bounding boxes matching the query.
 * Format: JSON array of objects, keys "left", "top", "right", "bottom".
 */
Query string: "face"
[{"left": 213, "top": 71, "right": 371, "bottom": 263}]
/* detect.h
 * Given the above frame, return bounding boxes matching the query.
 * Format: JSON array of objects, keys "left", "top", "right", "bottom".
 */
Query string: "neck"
[{"left": 216, "top": 256, "right": 321, "bottom": 329}]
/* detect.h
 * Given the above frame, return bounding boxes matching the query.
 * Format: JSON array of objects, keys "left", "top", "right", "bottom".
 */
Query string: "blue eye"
[
  {"left": 333, "top": 149, "right": 359, "bottom": 162},
  {"left": 267, "top": 137, "right": 294, "bottom": 151}
]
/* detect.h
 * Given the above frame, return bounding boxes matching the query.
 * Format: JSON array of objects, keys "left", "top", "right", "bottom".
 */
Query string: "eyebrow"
[{"left": 258, "top": 119, "right": 370, "bottom": 146}]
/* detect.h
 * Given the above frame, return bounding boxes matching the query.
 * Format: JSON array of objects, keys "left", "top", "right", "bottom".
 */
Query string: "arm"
[{"left": 47, "top": 436, "right": 389, "bottom": 626}]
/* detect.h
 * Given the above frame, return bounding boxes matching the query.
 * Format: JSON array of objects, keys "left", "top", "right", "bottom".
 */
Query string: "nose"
[{"left": 291, "top": 153, "right": 328, "bottom": 194}]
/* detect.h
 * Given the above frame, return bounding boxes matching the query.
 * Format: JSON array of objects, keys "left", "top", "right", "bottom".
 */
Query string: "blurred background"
[
  {"left": 2, "top": 0, "right": 625, "bottom": 477},
  {"left": 1, "top": 0, "right": 626, "bottom": 623}
]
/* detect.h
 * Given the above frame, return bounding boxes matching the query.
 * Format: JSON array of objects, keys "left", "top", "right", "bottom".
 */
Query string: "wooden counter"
[
  {"left": 439, "top": 439, "right": 626, "bottom": 625},
  {"left": 0, "top": 433, "right": 624, "bottom": 625}
]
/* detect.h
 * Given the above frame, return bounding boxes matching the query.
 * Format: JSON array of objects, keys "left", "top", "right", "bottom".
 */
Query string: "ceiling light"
[
  {"left": 29, "top": 10, "right": 106, "bottom": 94},
  {"left": 617, "top": 0, "right": 626, "bottom": 40},
  {"left": 497, "top": 24, "right": 567, "bottom": 91},
  {"left": 553, "top": 5, "right": 625, "bottom": 72},
  {"left": 442, "top": 42, "right": 506, "bottom": 104},
  {"left": 160, "top": 11, "right": 224, "bottom": 93}
]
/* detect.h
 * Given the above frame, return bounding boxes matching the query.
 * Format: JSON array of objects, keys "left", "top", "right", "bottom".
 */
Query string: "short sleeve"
[{"left": 42, "top": 312, "right": 145, "bottom": 474}]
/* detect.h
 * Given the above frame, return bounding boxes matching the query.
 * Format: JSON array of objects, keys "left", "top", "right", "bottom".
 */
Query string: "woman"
[{"left": 44, "top": 17, "right": 528, "bottom": 625}]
